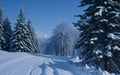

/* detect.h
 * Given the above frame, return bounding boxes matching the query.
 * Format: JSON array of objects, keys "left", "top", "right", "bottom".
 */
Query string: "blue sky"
[{"left": 0, "top": 0, "right": 83, "bottom": 36}]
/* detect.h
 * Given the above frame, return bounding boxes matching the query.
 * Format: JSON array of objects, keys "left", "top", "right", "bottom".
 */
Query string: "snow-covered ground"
[{"left": 0, "top": 51, "right": 118, "bottom": 75}]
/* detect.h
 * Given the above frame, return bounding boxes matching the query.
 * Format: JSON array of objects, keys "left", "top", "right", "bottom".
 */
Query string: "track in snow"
[{"left": 0, "top": 51, "right": 80, "bottom": 75}]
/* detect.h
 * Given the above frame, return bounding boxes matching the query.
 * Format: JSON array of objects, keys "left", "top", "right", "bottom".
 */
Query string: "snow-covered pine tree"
[
  {"left": 0, "top": 4, "right": 5, "bottom": 50},
  {"left": 3, "top": 17, "right": 12, "bottom": 51},
  {"left": 74, "top": 0, "right": 120, "bottom": 73},
  {"left": 10, "top": 8, "right": 33, "bottom": 52},
  {"left": 27, "top": 19, "right": 40, "bottom": 53}
]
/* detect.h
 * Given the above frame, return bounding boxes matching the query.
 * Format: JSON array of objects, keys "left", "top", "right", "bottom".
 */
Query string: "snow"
[
  {"left": 100, "top": 19, "right": 108, "bottom": 22},
  {"left": 104, "top": 1, "right": 107, "bottom": 4},
  {"left": 98, "top": 55, "right": 103, "bottom": 59},
  {"left": 93, "top": 50, "right": 103, "bottom": 59},
  {"left": 100, "top": 29, "right": 104, "bottom": 33},
  {"left": 94, "top": 50, "right": 102, "bottom": 55},
  {"left": 106, "top": 51, "right": 112, "bottom": 57},
  {"left": 113, "top": 46, "right": 120, "bottom": 51},
  {"left": 96, "top": 6, "right": 104, "bottom": 16},
  {"left": 109, "top": 11, "right": 120, "bottom": 18},
  {"left": 91, "top": 37, "right": 98, "bottom": 41},
  {"left": 106, "top": 45, "right": 112, "bottom": 50},
  {"left": 0, "top": 51, "right": 117, "bottom": 75},
  {"left": 103, "top": 71, "right": 113, "bottom": 75},
  {"left": 90, "top": 37, "right": 98, "bottom": 44},
  {"left": 90, "top": 41, "right": 94, "bottom": 44},
  {"left": 0, "top": 51, "right": 80, "bottom": 75},
  {"left": 109, "top": 23, "right": 116, "bottom": 28},
  {"left": 94, "top": 6, "right": 107, "bottom": 17},
  {"left": 107, "top": 33, "right": 120, "bottom": 40},
  {"left": 85, "top": 64, "right": 90, "bottom": 69},
  {"left": 92, "top": 29, "right": 104, "bottom": 33},
  {"left": 69, "top": 56, "right": 82, "bottom": 63}
]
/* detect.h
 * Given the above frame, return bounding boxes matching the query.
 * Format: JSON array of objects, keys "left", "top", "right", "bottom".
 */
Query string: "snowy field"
[{"left": 0, "top": 51, "right": 118, "bottom": 75}]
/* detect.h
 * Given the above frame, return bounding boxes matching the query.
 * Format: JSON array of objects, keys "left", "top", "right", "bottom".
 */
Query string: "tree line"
[{"left": 0, "top": 5, "right": 40, "bottom": 53}]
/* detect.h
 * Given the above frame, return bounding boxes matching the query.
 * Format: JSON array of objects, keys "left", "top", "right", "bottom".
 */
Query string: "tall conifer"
[
  {"left": 74, "top": 0, "right": 120, "bottom": 73},
  {"left": 3, "top": 17, "right": 12, "bottom": 51},
  {"left": 0, "top": 4, "right": 5, "bottom": 50}
]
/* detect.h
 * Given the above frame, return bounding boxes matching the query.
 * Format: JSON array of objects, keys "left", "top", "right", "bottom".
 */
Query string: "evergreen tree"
[
  {"left": 27, "top": 19, "right": 40, "bottom": 53},
  {"left": 10, "top": 8, "right": 33, "bottom": 52},
  {"left": 0, "top": 4, "right": 5, "bottom": 50},
  {"left": 3, "top": 17, "right": 12, "bottom": 51},
  {"left": 74, "top": 0, "right": 120, "bottom": 73}
]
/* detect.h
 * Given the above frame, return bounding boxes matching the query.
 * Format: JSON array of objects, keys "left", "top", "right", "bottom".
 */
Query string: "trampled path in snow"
[{"left": 0, "top": 51, "right": 80, "bottom": 75}]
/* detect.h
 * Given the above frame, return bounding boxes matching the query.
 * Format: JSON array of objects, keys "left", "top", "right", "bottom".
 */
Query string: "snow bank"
[{"left": 69, "top": 56, "right": 82, "bottom": 63}]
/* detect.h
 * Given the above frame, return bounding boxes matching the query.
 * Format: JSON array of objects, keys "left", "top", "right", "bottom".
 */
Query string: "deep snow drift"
[{"left": 0, "top": 51, "right": 118, "bottom": 75}]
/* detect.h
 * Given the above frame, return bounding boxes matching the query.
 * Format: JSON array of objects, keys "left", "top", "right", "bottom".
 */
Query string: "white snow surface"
[
  {"left": 108, "top": 33, "right": 120, "bottom": 40},
  {"left": 0, "top": 51, "right": 117, "bottom": 75},
  {"left": 106, "top": 51, "right": 112, "bottom": 57},
  {"left": 113, "top": 46, "right": 120, "bottom": 51},
  {"left": 91, "top": 37, "right": 98, "bottom": 41},
  {"left": 95, "top": 6, "right": 107, "bottom": 17},
  {"left": 69, "top": 56, "right": 82, "bottom": 63},
  {"left": 94, "top": 50, "right": 102, "bottom": 55}
]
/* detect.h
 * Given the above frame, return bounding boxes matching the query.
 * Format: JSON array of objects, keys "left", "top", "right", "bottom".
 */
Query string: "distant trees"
[
  {"left": 0, "top": 4, "right": 40, "bottom": 53},
  {"left": 74, "top": 0, "right": 120, "bottom": 73},
  {"left": 45, "top": 23, "right": 79, "bottom": 56}
]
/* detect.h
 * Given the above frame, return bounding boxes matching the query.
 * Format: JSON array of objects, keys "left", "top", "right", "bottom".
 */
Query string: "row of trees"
[
  {"left": 42, "top": 23, "right": 79, "bottom": 56},
  {"left": 74, "top": 0, "right": 120, "bottom": 74},
  {"left": 0, "top": 5, "right": 40, "bottom": 53}
]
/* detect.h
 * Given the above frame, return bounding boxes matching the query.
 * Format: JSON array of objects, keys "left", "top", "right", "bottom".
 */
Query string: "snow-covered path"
[
  {"left": 0, "top": 51, "right": 117, "bottom": 75},
  {"left": 0, "top": 51, "right": 79, "bottom": 75}
]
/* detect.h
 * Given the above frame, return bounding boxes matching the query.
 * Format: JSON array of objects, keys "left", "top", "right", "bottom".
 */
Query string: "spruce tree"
[
  {"left": 0, "top": 4, "right": 5, "bottom": 50},
  {"left": 10, "top": 8, "right": 33, "bottom": 52},
  {"left": 74, "top": 0, "right": 120, "bottom": 73},
  {"left": 27, "top": 19, "right": 40, "bottom": 53},
  {"left": 3, "top": 17, "right": 12, "bottom": 51}
]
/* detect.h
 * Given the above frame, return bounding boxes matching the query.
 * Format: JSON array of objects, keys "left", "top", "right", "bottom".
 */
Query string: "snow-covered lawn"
[{"left": 0, "top": 51, "right": 118, "bottom": 75}]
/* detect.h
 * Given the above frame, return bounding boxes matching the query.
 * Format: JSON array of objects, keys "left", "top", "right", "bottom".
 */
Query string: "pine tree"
[
  {"left": 27, "top": 19, "right": 40, "bottom": 53},
  {"left": 10, "top": 8, "right": 33, "bottom": 52},
  {"left": 74, "top": 0, "right": 120, "bottom": 73},
  {"left": 3, "top": 17, "right": 12, "bottom": 51},
  {"left": 0, "top": 4, "right": 5, "bottom": 50}
]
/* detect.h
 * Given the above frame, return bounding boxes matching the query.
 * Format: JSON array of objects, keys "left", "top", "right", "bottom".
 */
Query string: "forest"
[{"left": 0, "top": 0, "right": 120, "bottom": 75}]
